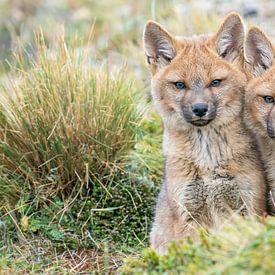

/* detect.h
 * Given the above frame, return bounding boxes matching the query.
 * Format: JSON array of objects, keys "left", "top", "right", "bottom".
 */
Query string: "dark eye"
[
  {"left": 210, "top": 79, "right": 222, "bottom": 87},
  {"left": 263, "top": 96, "right": 274, "bottom": 103},
  {"left": 174, "top": 82, "right": 186, "bottom": 90}
]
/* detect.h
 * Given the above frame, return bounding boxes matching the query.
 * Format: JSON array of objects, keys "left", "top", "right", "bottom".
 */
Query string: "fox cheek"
[{"left": 267, "top": 109, "right": 275, "bottom": 138}]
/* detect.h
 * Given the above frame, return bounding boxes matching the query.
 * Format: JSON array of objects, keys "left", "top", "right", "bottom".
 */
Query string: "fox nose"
[{"left": 192, "top": 103, "right": 208, "bottom": 117}]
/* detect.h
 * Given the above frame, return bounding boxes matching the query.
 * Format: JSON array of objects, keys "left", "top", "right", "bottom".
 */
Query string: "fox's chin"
[
  {"left": 190, "top": 119, "right": 212, "bottom": 127},
  {"left": 267, "top": 133, "right": 275, "bottom": 139},
  {"left": 267, "top": 126, "right": 275, "bottom": 139}
]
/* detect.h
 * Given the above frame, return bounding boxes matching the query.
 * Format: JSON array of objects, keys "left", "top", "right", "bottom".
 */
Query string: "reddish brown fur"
[
  {"left": 244, "top": 27, "right": 275, "bottom": 214},
  {"left": 144, "top": 14, "right": 266, "bottom": 254}
]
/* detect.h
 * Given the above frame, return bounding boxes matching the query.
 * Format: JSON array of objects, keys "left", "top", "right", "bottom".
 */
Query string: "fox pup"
[
  {"left": 143, "top": 13, "right": 266, "bottom": 254},
  {"left": 244, "top": 26, "right": 275, "bottom": 214}
]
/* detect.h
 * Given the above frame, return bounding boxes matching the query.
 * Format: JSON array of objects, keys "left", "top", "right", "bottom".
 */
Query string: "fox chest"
[{"left": 169, "top": 175, "right": 245, "bottom": 217}]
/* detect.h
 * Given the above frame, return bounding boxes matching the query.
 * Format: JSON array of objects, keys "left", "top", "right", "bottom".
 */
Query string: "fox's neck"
[
  {"left": 163, "top": 119, "right": 249, "bottom": 170},
  {"left": 257, "top": 136, "right": 275, "bottom": 181},
  {"left": 258, "top": 135, "right": 275, "bottom": 156}
]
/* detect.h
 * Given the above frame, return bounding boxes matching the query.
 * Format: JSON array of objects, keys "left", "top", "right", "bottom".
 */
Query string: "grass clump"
[
  {"left": 0, "top": 31, "right": 163, "bottom": 256},
  {"left": 121, "top": 217, "right": 275, "bottom": 274},
  {"left": 0, "top": 33, "right": 143, "bottom": 202}
]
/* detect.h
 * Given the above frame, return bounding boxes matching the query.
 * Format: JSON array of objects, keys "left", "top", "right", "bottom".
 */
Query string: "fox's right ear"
[
  {"left": 245, "top": 27, "right": 274, "bottom": 77},
  {"left": 143, "top": 21, "right": 176, "bottom": 69},
  {"left": 214, "top": 12, "right": 245, "bottom": 63}
]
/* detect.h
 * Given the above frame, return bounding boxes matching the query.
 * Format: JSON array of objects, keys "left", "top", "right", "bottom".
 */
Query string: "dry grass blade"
[{"left": 0, "top": 32, "right": 143, "bottom": 206}]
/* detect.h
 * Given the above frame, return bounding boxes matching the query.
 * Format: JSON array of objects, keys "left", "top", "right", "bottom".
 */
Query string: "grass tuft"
[
  {"left": 0, "top": 33, "right": 162, "bottom": 267},
  {"left": 0, "top": 32, "right": 143, "bottom": 203}
]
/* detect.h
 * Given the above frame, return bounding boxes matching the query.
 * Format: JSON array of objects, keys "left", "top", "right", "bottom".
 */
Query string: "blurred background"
[{"left": 0, "top": 0, "right": 275, "bottom": 76}]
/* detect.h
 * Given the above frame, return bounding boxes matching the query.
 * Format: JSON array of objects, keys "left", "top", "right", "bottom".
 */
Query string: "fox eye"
[
  {"left": 263, "top": 96, "right": 274, "bottom": 103},
  {"left": 210, "top": 79, "right": 222, "bottom": 87},
  {"left": 174, "top": 82, "right": 186, "bottom": 90}
]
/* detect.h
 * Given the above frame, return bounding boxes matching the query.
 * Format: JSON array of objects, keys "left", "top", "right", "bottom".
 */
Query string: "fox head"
[
  {"left": 244, "top": 27, "right": 275, "bottom": 139},
  {"left": 143, "top": 13, "right": 246, "bottom": 129}
]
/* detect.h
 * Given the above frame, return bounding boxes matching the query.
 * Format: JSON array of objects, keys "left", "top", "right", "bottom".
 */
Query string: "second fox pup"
[
  {"left": 143, "top": 13, "right": 266, "bottom": 254},
  {"left": 244, "top": 26, "right": 275, "bottom": 215}
]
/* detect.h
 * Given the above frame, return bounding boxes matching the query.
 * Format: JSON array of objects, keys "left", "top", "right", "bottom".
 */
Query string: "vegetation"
[
  {"left": 122, "top": 217, "right": 275, "bottom": 274},
  {"left": 0, "top": 33, "right": 163, "bottom": 273}
]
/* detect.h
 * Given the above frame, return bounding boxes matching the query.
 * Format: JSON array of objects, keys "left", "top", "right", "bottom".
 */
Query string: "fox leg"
[
  {"left": 150, "top": 216, "right": 175, "bottom": 255},
  {"left": 150, "top": 214, "right": 201, "bottom": 255},
  {"left": 150, "top": 186, "right": 201, "bottom": 254},
  {"left": 150, "top": 187, "right": 176, "bottom": 255}
]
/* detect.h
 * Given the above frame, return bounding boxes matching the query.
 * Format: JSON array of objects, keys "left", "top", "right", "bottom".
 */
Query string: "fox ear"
[
  {"left": 143, "top": 21, "right": 176, "bottom": 67},
  {"left": 245, "top": 27, "right": 274, "bottom": 77},
  {"left": 214, "top": 12, "right": 245, "bottom": 63}
]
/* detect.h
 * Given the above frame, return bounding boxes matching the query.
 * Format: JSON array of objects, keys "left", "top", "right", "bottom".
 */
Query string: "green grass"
[{"left": 121, "top": 217, "right": 275, "bottom": 274}]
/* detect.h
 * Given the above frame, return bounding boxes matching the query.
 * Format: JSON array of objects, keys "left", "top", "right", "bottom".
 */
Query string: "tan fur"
[
  {"left": 244, "top": 26, "right": 275, "bottom": 215},
  {"left": 143, "top": 13, "right": 266, "bottom": 255}
]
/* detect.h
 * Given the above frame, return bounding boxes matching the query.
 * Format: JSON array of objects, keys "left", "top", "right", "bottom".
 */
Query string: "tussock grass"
[
  {"left": 0, "top": 33, "right": 161, "bottom": 274},
  {"left": 0, "top": 33, "right": 143, "bottom": 204}
]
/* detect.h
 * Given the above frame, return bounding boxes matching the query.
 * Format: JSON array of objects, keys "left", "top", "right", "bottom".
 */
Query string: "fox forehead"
[
  {"left": 248, "top": 66, "right": 275, "bottom": 96},
  {"left": 175, "top": 33, "right": 210, "bottom": 43},
  {"left": 155, "top": 39, "right": 232, "bottom": 84}
]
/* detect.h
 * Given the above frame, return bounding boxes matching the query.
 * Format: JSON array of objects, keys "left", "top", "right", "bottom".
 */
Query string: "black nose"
[{"left": 192, "top": 103, "right": 208, "bottom": 117}]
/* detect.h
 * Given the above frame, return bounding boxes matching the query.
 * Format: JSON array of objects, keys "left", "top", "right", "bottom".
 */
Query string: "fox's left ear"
[
  {"left": 214, "top": 12, "right": 245, "bottom": 63},
  {"left": 245, "top": 27, "right": 274, "bottom": 77},
  {"left": 143, "top": 21, "right": 176, "bottom": 69}
]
